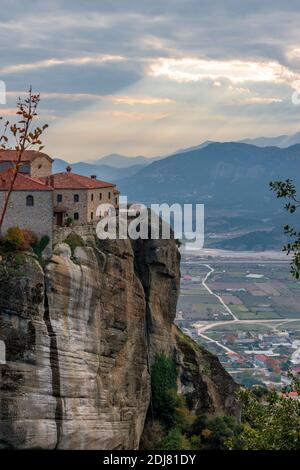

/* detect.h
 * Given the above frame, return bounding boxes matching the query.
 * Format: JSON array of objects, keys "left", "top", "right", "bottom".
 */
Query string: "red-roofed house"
[
  {"left": 0, "top": 151, "right": 120, "bottom": 236},
  {"left": 43, "top": 166, "right": 119, "bottom": 226},
  {"left": 0, "top": 149, "right": 53, "bottom": 178}
]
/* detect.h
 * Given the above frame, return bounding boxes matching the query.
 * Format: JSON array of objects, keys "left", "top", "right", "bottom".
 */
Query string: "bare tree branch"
[{"left": 0, "top": 88, "right": 48, "bottom": 232}]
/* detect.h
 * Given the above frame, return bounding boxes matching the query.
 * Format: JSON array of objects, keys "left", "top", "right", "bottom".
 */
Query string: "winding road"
[
  {"left": 201, "top": 264, "right": 238, "bottom": 321},
  {"left": 195, "top": 264, "right": 300, "bottom": 354}
]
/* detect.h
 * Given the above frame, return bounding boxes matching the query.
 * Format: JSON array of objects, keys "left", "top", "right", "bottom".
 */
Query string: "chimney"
[
  {"left": 66, "top": 166, "right": 72, "bottom": 173},
  {"left": 91, "top": 175, "right": 97, "bottom": 179}
]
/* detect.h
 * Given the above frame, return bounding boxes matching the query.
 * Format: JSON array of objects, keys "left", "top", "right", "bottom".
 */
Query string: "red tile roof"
[
  {"left": 281, "top": 391, "right": 299, "bottom": 398},
  {"left": 0, "top": 149, "right": 53, "bottom": 163},
  {"left": 287, "top": 392, "right": 298, "bottom": 398},
  {"left": 0, "top": 169, "right": 52, "bottom": 191},
  {"left": 45, "top": 172, "right": 116, "bottom": 190},
  {"left": 256, "top": 355, "right": 267, "bottom": 362}
]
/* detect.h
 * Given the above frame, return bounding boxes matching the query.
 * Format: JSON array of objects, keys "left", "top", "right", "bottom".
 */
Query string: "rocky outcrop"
[{"left": 0, "top": 235, "right": 239, "bottom": 449}]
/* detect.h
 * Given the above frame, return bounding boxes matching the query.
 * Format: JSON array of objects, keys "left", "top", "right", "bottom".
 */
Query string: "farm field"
[{"left": 177, "top": 250, "right": 300, "bottom": 388}]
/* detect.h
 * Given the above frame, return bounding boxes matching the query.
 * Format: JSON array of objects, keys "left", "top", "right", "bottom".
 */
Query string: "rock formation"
[{"left": 0, "top": 235, "right": 238, "bottom": 449}]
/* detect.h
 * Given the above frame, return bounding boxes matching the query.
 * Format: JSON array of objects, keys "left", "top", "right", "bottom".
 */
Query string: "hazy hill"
[
  {"left": 241, "top": 131, "right": 300, "bottom": 148},
  {"left": 89, "top": 153, "right": 161, "bottom": 168},
  {"left": 53, "top": 158, "right": 145, "bottom": 182},
  {"left": 118, "top": 142, "right": 300, "bottom": 210},
  {"left": 118, "top": 142, "right": 300, "bottom": 249},
  {"left": 208, "top": 229, "right": 287, "bottom": 251}
]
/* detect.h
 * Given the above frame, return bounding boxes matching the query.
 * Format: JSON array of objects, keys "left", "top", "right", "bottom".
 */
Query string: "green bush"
[
  {"left": 157, "top": 427, "right": 191, "bottom": 450},
  {"left": 31, "top": 235, "right": 50, "bottom": 260},
  {"left": 64, "top": 232, "right": 84, "bottom": 255},
  {"left": 4, "top": 227, "right": 25, "bottom": 250},
  {"left": 0, "top": 227, "right": 40, "bottom": 254}
]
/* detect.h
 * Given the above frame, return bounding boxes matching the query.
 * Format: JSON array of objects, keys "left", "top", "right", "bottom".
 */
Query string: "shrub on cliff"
[
  {"left": 151, "top": 354, "right": 181, "bottom": 427},
  {"left": 0, "top": 227, "right": 40, "bottom": 253},
  {"left": 148, "top": 353, "right": 241, "bottom": 450},
  {"left": 64, "top": 233, "right": 84, "bottom": 255},
  {"left": 31, "top": 235, "right": 50, "bottom": 260},
  {"left": 2, "top": 227, "right": 25, "bottom": 250}
]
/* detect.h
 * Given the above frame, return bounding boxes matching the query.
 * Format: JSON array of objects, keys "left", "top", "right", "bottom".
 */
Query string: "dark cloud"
[{"left": 1, "top": 0, "right": 300, "bottom": 156}]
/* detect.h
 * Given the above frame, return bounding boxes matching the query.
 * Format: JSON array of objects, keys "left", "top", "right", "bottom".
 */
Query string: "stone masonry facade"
[{"left": 0, "top": 190, "right": 53, "bottom": 246}]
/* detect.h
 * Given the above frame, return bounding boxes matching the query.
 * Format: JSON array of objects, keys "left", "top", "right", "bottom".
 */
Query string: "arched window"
[
  {"left": 74, "top": 212, "right": 79, "bottom": 221},
  {"left": 108, "top": 192, "right": 111, "bottom": 200},
  {"left": 74, "top": 194, "right": 79, "bottom": 202},
  {"left": 26, "top": 195, "right": 34, "bottom": 207}
]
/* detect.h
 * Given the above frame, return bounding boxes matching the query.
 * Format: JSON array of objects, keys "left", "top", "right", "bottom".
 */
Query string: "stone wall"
[
  {"left": 53, "top": 187, "right": 119, "bottom": 226},
  {"left": 31, "top": 157, "right": 52, "bottom": 178},
  {"left": 0, "top": 190, "right": 53, "bottom": 248},
  {"left": 87, "top": 187, "right": 118, "bottom": 223},
  {"left": 53, "top": 189, "right": 88, "bottom": 225}
]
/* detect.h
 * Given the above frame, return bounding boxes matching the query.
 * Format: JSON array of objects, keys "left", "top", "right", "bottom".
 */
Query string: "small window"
[
  {"left": 99, "top": 192, "right": 102, "bottom": 200},
  {"left": 74, "top": 212, "right": 79, "bottom": 221},
  {"left": 91, "top": 193, "right": 94, "bottom": 201},
  {"left": 57, "top": 194, "right": 63, "bottom": 203},
  {"left": 115, "top": 197, "right": 118, "bottom": 205},
  {"left": 108, "top": 192, "right": 111, "bottom": 200},
  {"left": 26, "top": 195, "right": 34, "bottom": 207},
  {"left": 20, "top": 163, "right": 30, "bottom": 174},
  {"left": 91, "top": 212, "right": 94, "bottom": 220},
  {"left": 74, "top": 194, "right": 79, "bottom": 202}
]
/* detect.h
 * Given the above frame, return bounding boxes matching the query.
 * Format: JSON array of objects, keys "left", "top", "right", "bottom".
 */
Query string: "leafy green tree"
[
  {"left": 157, "top": 427, "right": 191, "bottom": 450},
  {"left": 151, "top": 354, "right": 180, "bottom": 427},
  {"left": 270, "top": 179, "right": 300, "bottom": 278},
  {"left": 189, "top": 414, "right": 241, "bottom": 450},
  {"left": 227, "top": 377, "right": 300, "bottom": 450}
]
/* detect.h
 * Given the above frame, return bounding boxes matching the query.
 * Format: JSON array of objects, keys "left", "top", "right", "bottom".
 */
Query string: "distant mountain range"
[
  {"left": 117, "top": 141, "right": 300, "bottom": 250},
  {"left": 118, "top": 142, "right": 300, "bottom": 207},
  {"left": 53, "top": 133, "right": 300, "bottom": 250},
  {"left": 53, "top": 158, "right": 145, "bottom": 182},
  {"left": 240, "top": 131, "right": 300, "bottom": 148},
  {"left": 53, "top": 153, "right": 162, "bottom": 182},
  {"left": 54, "top": 130, "right": 300, "bottom": 178},
  {"left": 91, "top": 153, "right": 162, "bottom": 168}
]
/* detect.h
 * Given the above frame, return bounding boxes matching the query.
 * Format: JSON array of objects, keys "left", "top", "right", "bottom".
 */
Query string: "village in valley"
[{"left": 176, "top": 251, "right": 300, "bottom": 393}]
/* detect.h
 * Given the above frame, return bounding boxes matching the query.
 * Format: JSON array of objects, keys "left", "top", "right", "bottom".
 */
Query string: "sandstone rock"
[{"left": 0, "top": 238, "right": 239, "bottom": 449}]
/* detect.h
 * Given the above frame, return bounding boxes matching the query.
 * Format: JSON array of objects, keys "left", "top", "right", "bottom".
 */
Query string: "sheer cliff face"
[{"left": 0, "top": 237, "right": 238, "bottom": 449}]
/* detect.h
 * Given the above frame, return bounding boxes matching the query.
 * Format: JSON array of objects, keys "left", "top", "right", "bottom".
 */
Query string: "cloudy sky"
[{"left": 1, "top": 0, "right": 300, "bottom": 160}]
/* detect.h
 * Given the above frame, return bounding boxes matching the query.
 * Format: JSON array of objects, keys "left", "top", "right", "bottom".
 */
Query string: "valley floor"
[{"left": 177, "top": 249, "right": 300, "bottom": 389}]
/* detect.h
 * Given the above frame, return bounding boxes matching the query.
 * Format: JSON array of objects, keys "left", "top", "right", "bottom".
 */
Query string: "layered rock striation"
[{"left": 0, "top": 235, "right": 238, "bottom": 449}]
